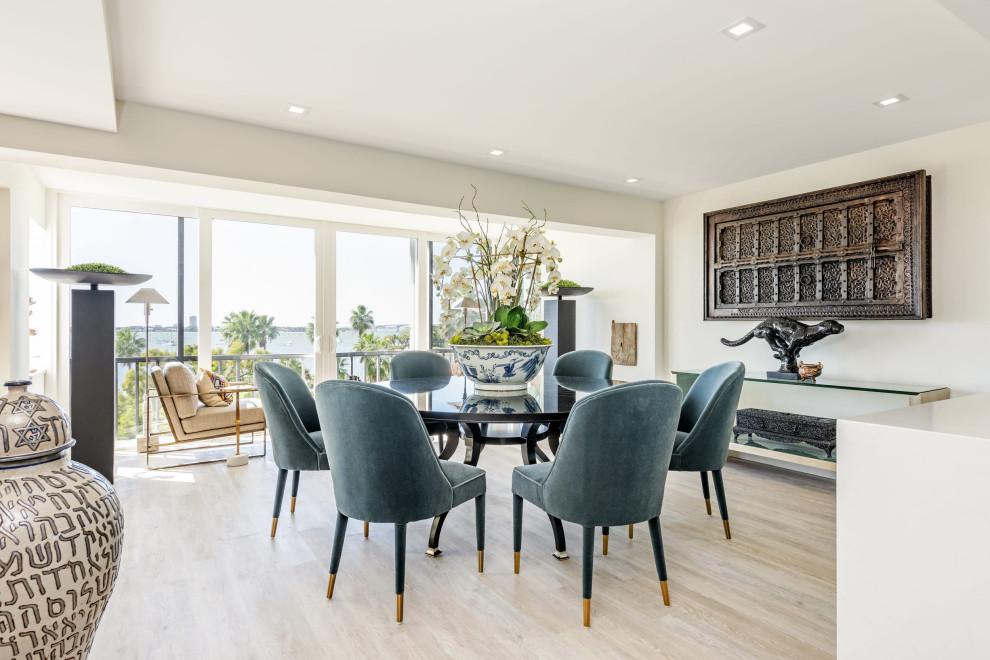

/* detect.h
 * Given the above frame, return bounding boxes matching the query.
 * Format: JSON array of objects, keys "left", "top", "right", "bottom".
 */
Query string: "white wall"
[
  {"left": 662, "top": 119, "right": 990, "bottom": 397},
  {"left": 552, "top": 230, "right": 657, "bottom": 381}
]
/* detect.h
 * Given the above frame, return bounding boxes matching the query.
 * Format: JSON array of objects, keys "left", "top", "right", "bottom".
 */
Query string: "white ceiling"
[
  {"left": 6, "top": 1, "right": 990, "bottom": 199},
  {"left": 0, "top": 0, "right": 116, "bottom": 132}
]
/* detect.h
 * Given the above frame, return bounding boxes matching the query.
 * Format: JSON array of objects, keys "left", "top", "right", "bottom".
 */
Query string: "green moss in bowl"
[
  {"left": 541, "top": 279, "right": 581, "bottom": 289},
  {"left": 66, "top": 263, "right": 128, "bottom": 274}
]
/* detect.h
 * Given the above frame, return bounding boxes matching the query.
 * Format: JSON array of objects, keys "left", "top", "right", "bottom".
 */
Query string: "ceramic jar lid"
[{"left": 0, "top": 380, "right": 73, "bottom": 463}]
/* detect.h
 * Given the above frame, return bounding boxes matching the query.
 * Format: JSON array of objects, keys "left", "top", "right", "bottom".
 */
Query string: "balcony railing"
[
  {"left": 336, "top": 348, "right": 455, "bottom": 382},
  {"left": 114, "top": 349, "right": 456, "bottom": 441}
]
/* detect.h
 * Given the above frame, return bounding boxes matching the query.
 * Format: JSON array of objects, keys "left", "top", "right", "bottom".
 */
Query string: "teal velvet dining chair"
[
  {"left": 390, "top": 350, "right": 452, "bottom": 380},
  {"left": 511, "top": 380, "right": 682, "bottom": 627},
  {"left": 552, "top": 349, "right": 614, "bottom": 379},
  {"left": 389, "top": 350, "right": 458, "bottom": 456},
  {"left": 315, "top": 379, "right": 486, "bottom": 623},
  {"left": 665, "top": 361, "right": 745, "bottom": 540},
  {"left": 255, "top": 362, "right": 332, "bottom": 538}
]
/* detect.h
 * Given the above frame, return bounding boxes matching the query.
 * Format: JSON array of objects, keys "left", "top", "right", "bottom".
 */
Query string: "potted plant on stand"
[{"left": 433, "top": 188, "right": 562, "bottom": 391}]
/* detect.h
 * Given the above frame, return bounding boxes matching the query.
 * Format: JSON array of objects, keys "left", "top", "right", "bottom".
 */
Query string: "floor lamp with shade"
[{"left": 126, "top": 288, "right": 169, "bottom": 453}]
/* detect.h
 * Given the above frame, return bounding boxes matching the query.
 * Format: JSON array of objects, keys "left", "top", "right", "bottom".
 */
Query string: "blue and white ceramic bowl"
[{"left": 450, "top": 344, "right": 551, "bottom": 392}]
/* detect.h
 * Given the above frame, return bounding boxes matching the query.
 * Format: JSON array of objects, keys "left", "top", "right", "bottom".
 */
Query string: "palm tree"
[
  {"left": 350, "top": 305, "right": 375, "bottom": 336},
  {"left": 221, "top": 310, "right": 261, "bottom": 353},
  {"left": 115, "top": 328, "right": 145, "bottom": 357},
  {"left": 354, "top": 332, "right": 390, "bottom": 382},
  {"left": 256, "top": 314, "right": 280, "bottom": 351}
]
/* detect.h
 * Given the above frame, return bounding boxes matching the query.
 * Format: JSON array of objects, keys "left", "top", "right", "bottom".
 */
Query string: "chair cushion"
[
  {"left": 511, "top": 462, "right": 553, "bottom": 508},
  {"left": 180, "top": 398, "right": 265, "bottom": 434},
  {"left": 196, "top": 370, "right": 231, "bottom": 407},
  {"left": 439, "top": 460, "right": 486, "bottom": 508},
  {"left": 668, "top": 430, "right": 690, "bottom": 471},
  {"left": 163, "top": 363, "right": 199, "bottom": 419}
]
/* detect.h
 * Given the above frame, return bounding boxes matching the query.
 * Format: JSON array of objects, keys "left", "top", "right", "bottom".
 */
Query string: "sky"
[{"left": 70, "top": 207, "right": 419, "bottom": 330}]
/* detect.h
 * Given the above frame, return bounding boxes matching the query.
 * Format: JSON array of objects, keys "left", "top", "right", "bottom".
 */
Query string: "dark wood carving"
[
  {"left": 734, "top": 408, "right": 837, "bottom": 458},
  {"left": 704, "top": 170, "right": 932, "bottom": 320}
]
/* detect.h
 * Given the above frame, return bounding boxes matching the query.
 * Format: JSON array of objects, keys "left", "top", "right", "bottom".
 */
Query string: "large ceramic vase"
[
  {"left": 450, "top": 344, "right": 551, "bottom": 392},
  {"left": 0, "top": 380, "right": 123, "bottom": 659}
]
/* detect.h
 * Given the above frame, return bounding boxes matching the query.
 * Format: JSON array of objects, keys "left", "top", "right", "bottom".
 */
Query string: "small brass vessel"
[{"left": 797, "top": 361, "right": 823, "bottom": 382}]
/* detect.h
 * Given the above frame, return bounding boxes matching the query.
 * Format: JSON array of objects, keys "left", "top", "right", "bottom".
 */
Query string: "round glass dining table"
[{"left": 384, "top": 374, "right": 613, "bottom": 560}]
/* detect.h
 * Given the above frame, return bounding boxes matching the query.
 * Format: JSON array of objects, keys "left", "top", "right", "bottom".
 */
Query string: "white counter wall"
[{"left": 837, "top": 394, "right": 990, "bottom": 658}]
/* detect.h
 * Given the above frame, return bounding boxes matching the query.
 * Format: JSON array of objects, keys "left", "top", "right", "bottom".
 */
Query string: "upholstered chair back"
[
  {"left": 540, "top": 381, "right": 681, "bottom": 526},
  {"left": 315, "top": 380, "right": 454, "bottom": 523},
  {"left": 675, "top": 361, "right": 745, "bottom": 471},
  {"left": 390, "top": 351, "right": 452, "bottom": 380},
  {"left": 256, "top": 362, "right": 319, "bottom": 431},
  {"left": 552, "top": 350, "right": 614, "bottom": 380},
  {"left": 255, "top": 362, "right": 324, "bottom": 470}
]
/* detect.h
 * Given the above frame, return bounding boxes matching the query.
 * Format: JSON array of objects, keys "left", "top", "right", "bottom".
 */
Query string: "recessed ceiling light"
[
  {"left": 489, "top": 148, "right": 506, "bottom": 156},
  {"left": 719, "top": 17, "right": 765, "bottom": 40},
  {"left": 285, "top": 103, "right": 311, "bottom": 115},
  {"left": 873, "top": 94, "right": 909, "bottom": 108},
  {"left": 625, "top": 178, "right": 640, "bottom": 184}
]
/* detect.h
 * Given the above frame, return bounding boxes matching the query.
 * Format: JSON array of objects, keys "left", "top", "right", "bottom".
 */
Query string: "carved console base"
[{"left": 734, "top": 408, "right": 837, "bottom": 458}]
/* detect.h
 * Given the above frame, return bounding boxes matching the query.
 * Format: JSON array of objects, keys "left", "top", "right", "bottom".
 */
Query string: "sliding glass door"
[
  {"left": 210, "top": 218, "right": 317, "bottom": 389},
  {"left": 67, "top": 205, "right": 198, "bottom": 441},
  {"left": 57, "top": 196, "right": 446, "bottom": 434},
  {"left": 335, "top": 231, "right": 416, "bottom": 381}
]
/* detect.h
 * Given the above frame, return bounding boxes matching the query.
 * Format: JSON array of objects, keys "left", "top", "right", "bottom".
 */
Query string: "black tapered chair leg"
[
  {"left": 602, "top": 527, "right": 609, "bottom": 555},
  {"left": 475, "top": 494, "right": 486, "bottom": 573},
  {"left": 700, "top": 471, "right": 711, "bottom": 515},
  {"left": 512, "top": 494, "right": 523, "bottom": 574},
  {"left": 290, "top": 470, "right": 301, "bottom": 514},
  {"left": 647, "top": 516, "right": 670, "bottom": 606},
  {"left": 271, "top": 468, "right": 288, "bottom": 537},
  {"left": 395, "top": 523, "right": 407, "bottom": 623},
  {"left": 582, "top": 525, "right": 595, "bottom": 627},
  {"left": 326, "top": 511, "right": 348, "bottom": 598},
  {"left": 711, "top": 469, "right": 731, "bottom": 539}
]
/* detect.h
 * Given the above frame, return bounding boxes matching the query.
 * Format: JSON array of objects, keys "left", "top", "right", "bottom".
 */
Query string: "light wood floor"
[{"left": 93, "top": 439, "right": 836, "bottom": 659}]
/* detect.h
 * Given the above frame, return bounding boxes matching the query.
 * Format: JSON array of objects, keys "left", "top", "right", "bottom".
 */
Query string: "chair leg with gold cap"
[
  {"left": 364, "top": 521, "right": 369, "bottom": 538},
  {"left": 582, "top": 525, "right": 595, "bottom": 627},
  {"left": 290, "top": 470, "right": 300, "bottom": 514},
  {"left": 512, "top": 494, "right": 523, "bottom": 574},
  {"left": 647, "top": 516, "right": 671, "bottom": 607},
  {"left": 475, "top": 494, "right": 485, "bottom": 573},
  {"left": 602, "top": 527, "right": 609, "bottom": 556},
  {"left": 394, "top": 523, "right": 407, "bottom": 623},
  {"left": 700, "top": 471, "right": 711, "bottom": 515},
  {"left": 628, "top": 524, "right": 634, "bottom": 539},
  {"left": 711, "top": 469, "right": 731, "bottom": 539},
  {"left": 271, "top": 468, "right": 288, "bottom": 538},
  {"left": 326, "top": 511, "right": 348, "bottom": 599}
]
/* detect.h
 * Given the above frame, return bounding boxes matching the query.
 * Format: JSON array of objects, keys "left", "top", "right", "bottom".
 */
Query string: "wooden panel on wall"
[
  {"left": 611, "top": 321, "right": 637, "bottom": 366},
  {"left": 704, "top": 170, "right": 931, "bottom": 320}
]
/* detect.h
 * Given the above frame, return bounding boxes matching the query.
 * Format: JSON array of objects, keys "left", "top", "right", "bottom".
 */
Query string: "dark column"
[
  {"left": 70, "top": 289, "right": 116, "bottom": 482},
  {"left": 543, "top": 298, "right": 576, "bottom": 375}
]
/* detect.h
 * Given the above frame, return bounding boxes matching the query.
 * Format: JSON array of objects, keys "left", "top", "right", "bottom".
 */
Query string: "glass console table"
[{"left": 672, "top": 370, "right": 950, "bottom": 474}]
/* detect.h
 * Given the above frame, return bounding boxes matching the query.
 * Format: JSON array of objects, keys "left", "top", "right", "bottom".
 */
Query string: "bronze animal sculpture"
[{"left": 721, "top": 318, "right": 844, "bottom": 378}]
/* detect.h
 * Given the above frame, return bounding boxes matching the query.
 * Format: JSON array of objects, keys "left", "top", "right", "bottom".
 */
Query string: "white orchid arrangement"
[{"left": 433, "top": 187, "right": 562, "bottom": 345}]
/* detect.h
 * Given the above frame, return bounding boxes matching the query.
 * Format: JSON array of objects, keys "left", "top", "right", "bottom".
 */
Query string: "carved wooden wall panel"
[{"left": 704, "top": 170, "right": 931, "bottom": 320}]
